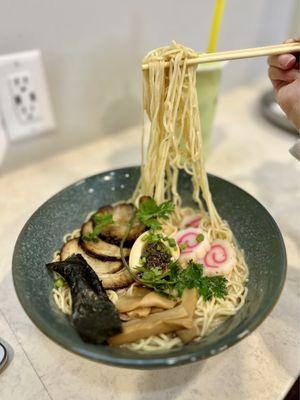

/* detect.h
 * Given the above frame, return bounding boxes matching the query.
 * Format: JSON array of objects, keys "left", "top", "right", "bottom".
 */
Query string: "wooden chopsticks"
[{"left": 141, "top": 42, "right": 300, "bottom": 70}]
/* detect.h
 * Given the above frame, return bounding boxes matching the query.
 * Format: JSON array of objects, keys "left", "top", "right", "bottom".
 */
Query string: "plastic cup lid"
[{"left": 197, "top": 60, "right": 228, "bottom": 71}]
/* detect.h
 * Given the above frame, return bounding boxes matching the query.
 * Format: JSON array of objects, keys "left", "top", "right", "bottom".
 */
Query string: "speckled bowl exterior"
[{"left": 12, "top": 167, "right": 287, "bottom": 369}]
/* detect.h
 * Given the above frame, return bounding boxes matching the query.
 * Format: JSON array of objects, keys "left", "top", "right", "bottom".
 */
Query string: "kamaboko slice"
[
  {"left": 203, "top": 239, "right": 236, "bottom": 276},
  {"left": 175, "top": 228, "right": 210, "bottom": 264},
  {"left": 180, "top": 213, "right": 202, "bottom": 229}
]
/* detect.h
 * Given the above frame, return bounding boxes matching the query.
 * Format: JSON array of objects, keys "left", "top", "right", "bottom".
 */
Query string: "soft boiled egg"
[{"left": 129, "top": 231, "right": 180, "bottom": 272}]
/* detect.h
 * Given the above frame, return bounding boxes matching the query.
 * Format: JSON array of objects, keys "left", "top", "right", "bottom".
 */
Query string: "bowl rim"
[{"left": 12, "top": 166, "right": 287, "bottom": 369}]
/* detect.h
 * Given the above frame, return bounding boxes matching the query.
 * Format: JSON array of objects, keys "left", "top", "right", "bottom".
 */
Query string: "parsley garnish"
[
  {"left": 83, "top": 213, "right": 114, "bottom": 242},
  {"left": 137, "top": 198, "right": 175, "bottom": 229},
  {"left": 138, "top": 261, "right": 228, "bottom": 301}
]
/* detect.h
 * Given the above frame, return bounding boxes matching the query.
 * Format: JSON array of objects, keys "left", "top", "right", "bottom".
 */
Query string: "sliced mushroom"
[
  {"left": 60, "top": 239, "right": 122, "bottom": 274},
  {"left": 61, "top": 238, "right": 132, "bottom": 289},
  {"left": 96, "top": 203, "right": 146, "bottom": 246},
  {"left": 80, "top": 221, "right": 130, "bottom": 260},
  {"left": 138, "top": 195, "right": 152, "bottom": 204},
  {"left": 100, "top": 268, "right": 133, "bottom": 290}
]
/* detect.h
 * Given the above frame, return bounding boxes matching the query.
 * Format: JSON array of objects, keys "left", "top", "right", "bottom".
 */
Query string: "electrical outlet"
[
  {"left": 0, "top": 50, "right": 55, "bottom": 141},
  {"left": 0, "top": 114, "right": 7, "bottom": 166},
  {"left": 8, "top": 70, "right": 41, "bottom": 124}
]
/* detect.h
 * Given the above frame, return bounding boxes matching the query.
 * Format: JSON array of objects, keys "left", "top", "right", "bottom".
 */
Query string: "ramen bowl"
[{"left": 12, "top": 167, "right": 286, "bottom": 369}]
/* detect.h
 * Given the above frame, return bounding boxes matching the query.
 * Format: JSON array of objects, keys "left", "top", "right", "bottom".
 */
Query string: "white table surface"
[{"left": 0, "top": 82, "right": 299, "bottom": 400}]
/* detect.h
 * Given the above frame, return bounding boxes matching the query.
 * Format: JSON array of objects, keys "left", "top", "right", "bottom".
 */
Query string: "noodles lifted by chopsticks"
[
  {"left": 133, "top": 42, "right": 225, "bottom": 235},
  {"left": 127, "top": 42, "right": 248, "bottom": 351}
]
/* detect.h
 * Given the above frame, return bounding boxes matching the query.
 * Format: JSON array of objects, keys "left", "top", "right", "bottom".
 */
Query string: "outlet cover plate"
[
  {"left": 0, "top": 113, "right": 7, "bottom": 166},
  {"left": 0, "top": 50, "right": 55, "bottom": 141}
]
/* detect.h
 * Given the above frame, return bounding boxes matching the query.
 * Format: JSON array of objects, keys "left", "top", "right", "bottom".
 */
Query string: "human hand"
[{"left": 268, "top": 39, "right": 300, "bottom": 131}]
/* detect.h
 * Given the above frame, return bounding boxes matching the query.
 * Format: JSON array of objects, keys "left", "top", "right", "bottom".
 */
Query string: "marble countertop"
[{"left": 0, "top": 82, "right": 299, "bottom": 400}]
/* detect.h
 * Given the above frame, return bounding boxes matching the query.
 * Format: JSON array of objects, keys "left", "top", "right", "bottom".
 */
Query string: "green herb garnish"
[
  {"left": 54, "top": 278, "right": 65, "bottom": 288},
  {"left": 142, "top": 229, "right": 177, "bottom": 249},
  {"left": 83, "top": 213, "right": 114, "bottom": 242},
  {"left": 167, "top": 237, "right": 177, "bottom": 248},
  {"left": 196, "top": 233, "right": 204, "bottom": 243},
  {"left": 137, "top": 198, "right": 175, "bottom": 230},
  {"left": 140, "top": 256, "right": 147, "bottom": 266},
  {"left": 179, "top": 242, "right": 188, "bottom": 250},
  {"left": 143, "top": 229, "right": 163, "bottom": 244},
  {"left": 138, "top": 261, "right": 228, "bottom": 301}
]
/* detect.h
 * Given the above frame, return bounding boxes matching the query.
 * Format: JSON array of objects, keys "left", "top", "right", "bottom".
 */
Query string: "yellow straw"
[{"left": 207, "top": 0, "right": 226, "bottom": 53}]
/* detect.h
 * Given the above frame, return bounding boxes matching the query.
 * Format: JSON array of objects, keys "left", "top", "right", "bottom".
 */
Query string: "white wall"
[{"left": 0, "top": 0, "right": 297, "bottom": 171}]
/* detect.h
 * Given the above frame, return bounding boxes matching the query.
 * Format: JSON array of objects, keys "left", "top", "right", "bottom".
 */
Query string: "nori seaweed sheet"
[{"left": 47, "top": 254, "right": 122, "bottom": 344}]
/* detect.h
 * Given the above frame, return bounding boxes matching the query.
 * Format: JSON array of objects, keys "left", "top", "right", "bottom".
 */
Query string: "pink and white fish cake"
[
  {"left": 202, "top": 239, "right": 236, "bottom": 276},
  {"left": 175, "top": 227, "right": 210, "bottom": 264},
  {"left": 180, "top": 213, "right": 202, "bottom": 229}
]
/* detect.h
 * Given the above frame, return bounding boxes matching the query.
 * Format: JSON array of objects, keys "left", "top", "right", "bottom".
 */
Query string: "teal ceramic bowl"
[{"left": 12, "top": 167, "right": 286, "bottom": 369}]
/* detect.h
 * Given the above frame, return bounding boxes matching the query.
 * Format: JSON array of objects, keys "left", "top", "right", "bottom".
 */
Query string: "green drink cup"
[{"left": 196, "top": 62, "right": 227, "bottom": 152}]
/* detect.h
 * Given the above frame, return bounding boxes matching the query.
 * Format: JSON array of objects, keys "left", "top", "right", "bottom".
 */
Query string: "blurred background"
[{"left": 0, "top": 0, "right": 298, "bottom": 172}]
